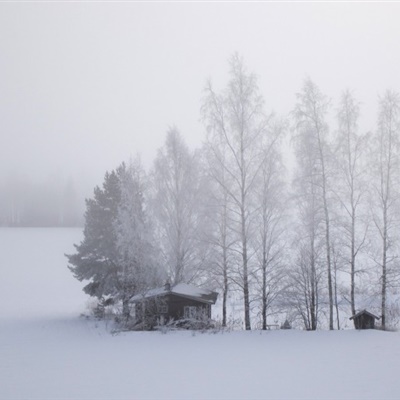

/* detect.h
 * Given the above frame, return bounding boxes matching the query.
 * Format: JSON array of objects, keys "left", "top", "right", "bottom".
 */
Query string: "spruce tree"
[
  {"left": 66, "top": 165, "right": 124, "bottom": 300},
  {"left": 67, "top": 161, "right": 162, "bottom": 319}
]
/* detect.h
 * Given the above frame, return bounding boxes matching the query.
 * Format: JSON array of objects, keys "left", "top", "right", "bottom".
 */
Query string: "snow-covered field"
[{"left": 1, "top": 228, "right": 400, "bottom": 400}]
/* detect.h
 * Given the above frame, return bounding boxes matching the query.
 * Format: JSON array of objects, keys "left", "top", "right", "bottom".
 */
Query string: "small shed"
[
  {"left": 350, "top": 310, "right": 380, "bottom": 329},
  {"left": 281, "top": 319, "right": 292, "bottom": 330}
]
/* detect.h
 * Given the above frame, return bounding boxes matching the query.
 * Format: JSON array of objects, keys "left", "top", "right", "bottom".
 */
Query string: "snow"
[
  {"left": 133, "top": 282, "right": 216, "bottom": 302},
  {"left": 173, "top": 282, "right": 214, "bottom": 298},
  {"left": 0, "top": 228, "right": 86, "bottom": 320},
  {"left": 1, "top": 228, "right": 400, "bottom": 400}
]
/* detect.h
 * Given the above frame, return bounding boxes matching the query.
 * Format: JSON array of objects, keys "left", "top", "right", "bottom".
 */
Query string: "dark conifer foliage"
[{"left": 66, "top": 165, "right": 124, "bottom": 299}]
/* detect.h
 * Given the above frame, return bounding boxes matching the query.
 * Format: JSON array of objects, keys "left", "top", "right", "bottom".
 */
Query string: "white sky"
[{"left": 1, "top": 2, "right": 400, "bottom": 188}]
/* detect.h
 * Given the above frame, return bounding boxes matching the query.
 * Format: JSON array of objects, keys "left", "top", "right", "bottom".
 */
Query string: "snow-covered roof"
[
  {"left": 349, "top": 309, "right": 380, "bottom": 320},
  {"left": 131, "top": 283, "right": 218, "bottom": 304}
]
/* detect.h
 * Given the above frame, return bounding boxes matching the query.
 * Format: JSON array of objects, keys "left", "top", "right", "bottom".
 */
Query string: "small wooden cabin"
[
  {"left": 132, "top": 282, "right": 218, "bottom": 326},
  {"left": 350, "top": 310, "right": 380, "bottom": 329}
]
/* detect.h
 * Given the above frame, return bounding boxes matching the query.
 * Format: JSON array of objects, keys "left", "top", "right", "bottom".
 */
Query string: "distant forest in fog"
[{"left": 0, "top": 173, "right": 84, "bottom": 227}]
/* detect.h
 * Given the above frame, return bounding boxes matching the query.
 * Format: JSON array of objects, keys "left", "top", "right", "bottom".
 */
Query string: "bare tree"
[
  {"left": 330, "top": 238, "right": 345, "bottom": 330},
  {"left": 287, "top": 237, "right": 324, "bottom": 330},
  {"left": 293, "top": 78, "right": 335, "bottom": 330},
  {"left": 152, "top": 128, "right": 205, "bottom": 285},
  {"left": 253, "top": 132, "right": 287, "bottom": 330},
  {"left": 201, "top": 54, "right": 277, "bottom": 330},
  {"left": 334, "top": 90, "right": 369, "bottom": 320},
  {"left": 114, "top": 159, "right": 163, "bottom": 319},
  {"left": 370, "top": 91, "right": 400, "bottom": 330},
  {"left": 291, "top": 120, "right": 325, "bottom": 330},
  {"left": 201, "top": 149, "right": 235, "bottom": 327}
]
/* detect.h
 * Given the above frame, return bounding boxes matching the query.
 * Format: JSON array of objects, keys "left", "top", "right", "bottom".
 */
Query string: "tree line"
[
  {"left": 0, "top": 174, "right": 84, "bottom": 227},
  {"left": 67, "top": 54, "right": 400, "bottom": 330}
]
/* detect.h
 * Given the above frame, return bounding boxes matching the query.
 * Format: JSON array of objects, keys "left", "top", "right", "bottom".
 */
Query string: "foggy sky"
[{"left": 1, "top": 2, "right": 400, "bottom": 189}]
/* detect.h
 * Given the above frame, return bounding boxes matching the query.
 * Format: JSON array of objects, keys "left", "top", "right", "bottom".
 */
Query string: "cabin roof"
[
  {"left": 349, "top": 309, "right": 380, "bottom": 320},
  {"left": 131, "top": 283, "right": 218, "bottom": 305}
]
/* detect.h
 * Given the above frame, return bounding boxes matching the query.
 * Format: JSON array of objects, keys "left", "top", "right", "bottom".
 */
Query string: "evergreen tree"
[
  {"left": 66, "top": 165, "right": 124, "bottom": 299},
  {"left": 67, "top": 161, "right": 162, "bottom": 318}
]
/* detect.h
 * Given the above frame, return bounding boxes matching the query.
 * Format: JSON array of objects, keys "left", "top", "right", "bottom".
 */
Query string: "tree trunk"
[
  {"left": 318, "top": 134, "right": 334, "bottom": 330},
  {"left": 222, "top": 287, "right": 227, "bottom": 328},
  {"left": 242, "top": 237, "right": 251, "bottom": 331},
  {"left": 350, "top": 211, "right": 356, "bottom": 319},
  {"left": 310, "top": 240, "right": 317, "bottom": 331},
  {"left": 222, "top": 249, "right": 228, "bottom": 327},
  {"left": 240, "top": 126, "right": 251, "bottom": 331},
  {"left": 222, "top": 200, "right": 229, "bottom": 328},
  {"left": 262, "top": 252, "right": 267, "bottom": 330},
  {"left": 242, "top": 205, "right": 251, "bottom": 331},
  {"left": 310, "top": 190, "right": 317, "bottom": 331},
  {"left": 334, "top": 255, "right": 340, "bottom": 330},
  {"left": 381, "top": 202, "right": 388, "bottom": 330}
]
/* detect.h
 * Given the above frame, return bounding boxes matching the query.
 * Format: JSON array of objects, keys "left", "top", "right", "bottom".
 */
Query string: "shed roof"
[
  {"left": 132, "top": 283, "right": 218, "bottom": 305},
  {"left": 349, "top": 309, "right": 380, "bottom": 320}
]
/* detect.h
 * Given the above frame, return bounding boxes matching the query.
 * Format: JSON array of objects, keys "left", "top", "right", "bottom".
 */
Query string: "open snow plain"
[{"left": 1, "top": 228, "right": 400, "bottom": 400}]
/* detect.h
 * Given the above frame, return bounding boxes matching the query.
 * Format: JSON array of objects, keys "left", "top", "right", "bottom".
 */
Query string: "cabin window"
[
  {"left": 184, "top": 306, "right": 198, "bottom": 319},
  {"left": 158, "top": 305, "right": 168, "bottom": 314}
]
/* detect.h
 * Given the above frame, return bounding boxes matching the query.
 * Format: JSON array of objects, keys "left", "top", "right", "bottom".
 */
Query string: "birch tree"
[
  {"left": 114, "top": 159, "right": 162, "bottom": 318},
  {"left": 371, "top": 90, "right": 400, "bottom": 330},
  {"left": 254, "top": 133, "right": 287, "bottom": 330},
  {"left": 201, "top": 54, "right": 277, "bottom": 330},
  {"left": 293, "top": 78, "right": 335, "bottom": 330},
  {"left": 152, "top": 128, "right": 205, "bottom": 285},
  {"left": 287, "top": 237, "right": 324, "bottom": 330},
  {"left": 201, "top": 142, "right": 236, "bottom": 327},
  {"left": 335, "top": 90, "right": 369, "bottom": 319},
  {"left": 290, "top": 122, "right": 325, "bottom": 330}
]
